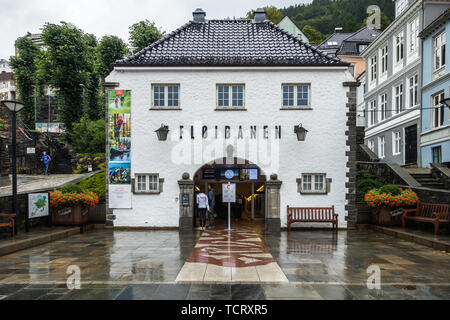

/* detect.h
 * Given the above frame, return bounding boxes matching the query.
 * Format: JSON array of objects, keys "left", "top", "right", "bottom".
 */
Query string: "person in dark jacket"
[{"left": 207, "top": 184, "right": 215, "bottom": 229}]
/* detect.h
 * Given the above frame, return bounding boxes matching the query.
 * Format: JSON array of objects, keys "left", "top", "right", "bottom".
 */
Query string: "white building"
[{"left": 104, "top": 8, "right": 358, "bottom": 231}]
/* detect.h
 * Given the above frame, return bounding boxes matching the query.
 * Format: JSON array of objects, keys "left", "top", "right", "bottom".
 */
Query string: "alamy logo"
[
  {"left": 367, "top": 265, "right": 381, "bottom": 290},
  {"left": 366, "top": 5, "right": 381, "bottom": 30},
  {"left": 67, "top": 265, "right": 81, "bottom": 290}
]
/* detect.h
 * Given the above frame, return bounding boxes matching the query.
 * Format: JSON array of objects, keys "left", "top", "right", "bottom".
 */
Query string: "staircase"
[{"left": 405, "top": 168, "right": 447, "bottom": 190}]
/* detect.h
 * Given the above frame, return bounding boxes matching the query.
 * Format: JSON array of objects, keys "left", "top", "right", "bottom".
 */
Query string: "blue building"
[{"left": 420, "top": 8, "right": 450, "bottom": 167}]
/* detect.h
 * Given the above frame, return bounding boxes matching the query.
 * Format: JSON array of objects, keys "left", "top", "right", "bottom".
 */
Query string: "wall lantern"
[
  {"left": 294, "top": 124, "right": 308, "bottom": 141},
  {"left": 440, "top": 98, "right": 450, "bottom": 110},
  {"left": 155, "top": 124, "right": 169, "bottom": 141}
]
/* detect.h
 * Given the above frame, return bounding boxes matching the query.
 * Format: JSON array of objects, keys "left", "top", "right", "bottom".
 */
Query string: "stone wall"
[
  {"left": 357, "top": 161, "right": 421, "bottom": 187},
  {"left": 431, "top": 163, "right": 450, "bottom": 190}
]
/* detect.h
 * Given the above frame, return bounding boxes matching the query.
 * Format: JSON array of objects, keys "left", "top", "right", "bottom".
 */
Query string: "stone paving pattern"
[{"left": 0, "top": 228, "right": 450, "bottom": 300}]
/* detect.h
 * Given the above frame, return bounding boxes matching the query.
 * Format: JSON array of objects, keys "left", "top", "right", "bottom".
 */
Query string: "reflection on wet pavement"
[{"left": 0, "top": 228, "right": 449, "bottom": 300}]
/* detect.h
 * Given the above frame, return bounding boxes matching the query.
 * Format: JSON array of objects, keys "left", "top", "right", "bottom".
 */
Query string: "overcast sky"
[{"left": 0, "top": 0, "right": 311, "bottom": 59}]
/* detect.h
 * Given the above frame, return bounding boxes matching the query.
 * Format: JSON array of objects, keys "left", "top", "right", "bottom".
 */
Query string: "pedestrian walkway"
[{"left": 175, "top": 224, "right": 288, "bottom": 283}]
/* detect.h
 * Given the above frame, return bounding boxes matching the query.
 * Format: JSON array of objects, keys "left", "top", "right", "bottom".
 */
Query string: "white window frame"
[
  {"left": 378, "top": 136, "right": 385, "bottom": 159},
  {"left": 301, "top": 173, "right": 327, "bottom": 194},
  {"left": 134, "top": 174, "right": 160, "bottom": 193},
  {"left": 379, "top": 92, "right": 387, "bottom": 121},
  {"left": 392, "top": 131, "right": 402, "bottom": 156},
  {"left": 369, "top": 99, "right": 377, "bottom": 126},
  {"left": 394, "top": 31, "right": 404, "bottom": 68},
  {"left": 431, "top": 91, "right": 445, "bottom": 129},
  {"left": 408, "top": 74, "right": 418, "bottom": 108},
  {"left": 370, "top": 55, "right": 377, "bottom": 83},
  {"left": 368, "top": 139, "right": 375, "bottom": 153},
  {"left": 282, "top": 84, "right": 311, "bottom": 108},
  {"left": 380, "top": 45, "right": 388, "bottom": 76},
  {"left": 407, "top": 16, "right": 419, "bottom": 56},
  {"left": 151, "top": 84, "right": 180, "bottom": 108},
  {"left": 216, "top": 84, "right": 245, "bottom": 108},
  {"left": 395, "top": 0, "right": 408, "bottom": 17},
  {"left": 433, "top": 30, "right": 446, "bottom": 72},
  {"left": 393, "top": 83, "right": 403, "bottom": 114}
]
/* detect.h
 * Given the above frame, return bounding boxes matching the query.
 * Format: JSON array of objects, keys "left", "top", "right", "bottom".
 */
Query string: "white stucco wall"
[{"left": 106, "top": 67, "right": 352, "bottom": 228}]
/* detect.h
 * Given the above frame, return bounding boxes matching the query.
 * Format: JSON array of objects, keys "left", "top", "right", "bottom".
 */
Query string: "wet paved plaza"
[{"left": 0, "top": 227, "right": 450, "bottom": 300}]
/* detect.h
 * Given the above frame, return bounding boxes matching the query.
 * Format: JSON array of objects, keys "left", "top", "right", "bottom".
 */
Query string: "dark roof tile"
[{"left": 116, "top": 19, "right": 348, "bottom": 67}]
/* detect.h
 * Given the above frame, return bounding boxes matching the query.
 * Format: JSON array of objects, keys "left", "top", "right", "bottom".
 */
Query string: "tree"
[
  {"left": 69, "top": 117, "right": 106, "bottom": 154},
  {"left": 302, "top": 25, "right": 323, "bottom": 44},
  {"left": 39, "top": 22, "right": 88, "bottom": 133},
  {"left": 83, "top": 33, "right": 101, "bottom": 121},
  {"left": 9, "top": 37, "right": 40, "bottom": 128},
  {"left": 246, "top": 6, "right": 284, "bottom": 24},
  {"left": 128, "top": 20, "right": 164, "bottom": 54},
  {"left": 96, "top": 35, "right": 128, "bottom": 80}
]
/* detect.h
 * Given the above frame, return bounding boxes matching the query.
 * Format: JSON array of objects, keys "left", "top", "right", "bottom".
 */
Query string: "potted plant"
[
  {"left": 50, "top": 184, "right": 99, "bottom": 226},
  {"left": 364, "top": 185, "right": 419, "bottom": 226}
]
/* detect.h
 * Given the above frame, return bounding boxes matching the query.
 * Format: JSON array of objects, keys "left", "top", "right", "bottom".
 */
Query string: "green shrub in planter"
[
  {"left": 78, "top": 172, "right": 106, "bottom": 202},
  {"left": 60, "top": 184, "right": 84, "bottom": 194},
  {"left": 378, "top": 185, "right": 402, "bottom": 196},
  {"left": 355, "top": 170, "right": 383, "bottom": 202}
]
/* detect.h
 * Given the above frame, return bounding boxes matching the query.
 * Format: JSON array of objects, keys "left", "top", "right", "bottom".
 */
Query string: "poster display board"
[
  {"left": 109, "top": 185, "right": 132, "bottom": 209},
  {"left": 108, "top": 89, "right": 132, "bottom": 209},
  {"left": 28, "top": 193, "right": 49, "bottom": 218}
]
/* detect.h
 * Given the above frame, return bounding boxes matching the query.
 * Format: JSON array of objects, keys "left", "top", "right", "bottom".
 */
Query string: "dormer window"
[{"left": 395, "top": 0, "right": 408, "bottom": 18}]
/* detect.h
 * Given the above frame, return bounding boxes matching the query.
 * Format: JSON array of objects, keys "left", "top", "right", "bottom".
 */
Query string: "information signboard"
[{"left": 222, "top": 183, "right": 236, "bottom": 203}]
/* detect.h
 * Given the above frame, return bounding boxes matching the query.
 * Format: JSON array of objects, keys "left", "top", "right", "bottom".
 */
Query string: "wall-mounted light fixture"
[
  {"left": 294, "top": 123, "right": 308, "bottom": 141},
  {"left": 440, "top": 98, "right": 450, "bottom": 110},
  {"left": 155, "top": 124, "right": 169, "bottom": 141}
]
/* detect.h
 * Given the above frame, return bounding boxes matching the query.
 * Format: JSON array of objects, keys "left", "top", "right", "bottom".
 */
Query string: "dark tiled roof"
[
  {"left": 318, "top": 32, "right": 353, "bottom": 50},
  {"left": 319, "top": 27, "right": 380, "bottom": 55},
  {"left": 116, "top": 19, "right": 348, "bottom": 67}
]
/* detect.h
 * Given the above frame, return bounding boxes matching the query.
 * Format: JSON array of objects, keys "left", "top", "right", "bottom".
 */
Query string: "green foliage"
[
  {"left": 281, "top": 0, "right": 394, "bottom": 39},
  {"left": 60, "top": 184, "right": 83, "bottom": 194},
  {"left": 96, "top": 35, "right": 129, "bottom": 80},
  {"left": 83, "top": 33, "right": 102, "bottom": 121},
  {"left": 128, "top": 20, "right": 164, "bottom": 54},
  {"left": 78, "top": 172, "right": 106, "bottom": 202},
  {"left": 39, "top": 22, "right": 89, "bottom": 133},
  {"left": 69, "top": 117, "right": 106, "bottom": 154},
  {"left": 356, "top": 170, "right": 383, "bottom": 202},
  {"left": 9, "top": 37, "right": 40, "bottom": 128},
  {"left": 246, "top": 6, "right": 284, "bottom": 24},
  {"left": 378, "top": 185, "right": 402, "bottom": 196},
  {"left": 302, "top": 25, "right": 323, "bottom": 44}
]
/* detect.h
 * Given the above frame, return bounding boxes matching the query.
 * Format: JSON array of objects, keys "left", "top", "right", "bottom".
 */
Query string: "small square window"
[
  {"left": 282, "top": 84, "right": 310, "bottom": 108},
  {"left": 152, "top": 84, "right": 180, "bottom": 108},
  {"left": 300, "top": 174, "right": 327, "bottom": 194},
  {"left": 135, "top": 174, "right": 160, "bottom": 193},
  {"left": 217, "top": 84, "right": 244, "bottom": 108}
]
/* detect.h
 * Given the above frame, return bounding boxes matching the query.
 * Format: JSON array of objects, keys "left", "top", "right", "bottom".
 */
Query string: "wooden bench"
[
  {"left": 402, "top": 202, "right": 450, "bottom": 234},
  {"left": 0, "top": 214, "right": 15, "bottom": 237},
  {"left": 287, "top": 205, "right": 338, "bottom": 231}
]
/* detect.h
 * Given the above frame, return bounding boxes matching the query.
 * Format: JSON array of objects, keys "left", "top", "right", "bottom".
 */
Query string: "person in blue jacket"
[{"left": 40, "top": 151, "right": 51, "bottom": 175}]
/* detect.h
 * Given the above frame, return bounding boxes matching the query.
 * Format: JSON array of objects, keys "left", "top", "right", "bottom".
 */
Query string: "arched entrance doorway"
[{"left": 193, "top": 157, "right": 267, "bottom": 228}]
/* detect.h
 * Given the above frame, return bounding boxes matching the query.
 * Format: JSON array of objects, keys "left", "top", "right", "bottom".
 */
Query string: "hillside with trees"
[{"left": 248, "top": 0, "right": 395, "bottom": 44}]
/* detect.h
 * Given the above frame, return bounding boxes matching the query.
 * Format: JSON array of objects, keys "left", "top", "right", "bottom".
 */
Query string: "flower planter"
[
  {"left": 52, "top": 205, "right": 90, "bottom": 226},
  {"left": 370, "top": 206, "right": 402, "bottom": 226}
]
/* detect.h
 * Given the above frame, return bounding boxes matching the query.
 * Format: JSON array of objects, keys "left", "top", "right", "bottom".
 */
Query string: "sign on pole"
[
  {"left": 223, "top": 182, "right": 236, "bottom": 231},
  {"left": 222, "top": 183, "right": 236, "bottom": 203}
]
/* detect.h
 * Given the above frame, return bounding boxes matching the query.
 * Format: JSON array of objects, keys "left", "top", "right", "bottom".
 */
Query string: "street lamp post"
[{"left": 1, "top": 100, "right": 25, "bottom": 235}]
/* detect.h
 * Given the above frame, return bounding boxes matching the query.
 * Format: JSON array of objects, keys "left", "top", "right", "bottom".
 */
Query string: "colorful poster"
[
  {"left": 28, "top": 193, "right": 49, "bottom": 218},
  {"left": 108, "top": 89, "right": 132, "bottom": 209},
  {"left": 108, "top": 89, "right": 131, "bottom": 114}
]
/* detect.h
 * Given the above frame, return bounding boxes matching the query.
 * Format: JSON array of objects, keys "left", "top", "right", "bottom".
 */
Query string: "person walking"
[
  {"left": 207, "top": 184, "right": 215, "bottom": 229},
  {"left": 196, "top": 187, "right": 209, "bottom": 231},
  {"left": 40, "top": 151, "right": 51, "bottom": 176},
  {"left": 114, "top": 115, "right": 123, "bottom": 139}
]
